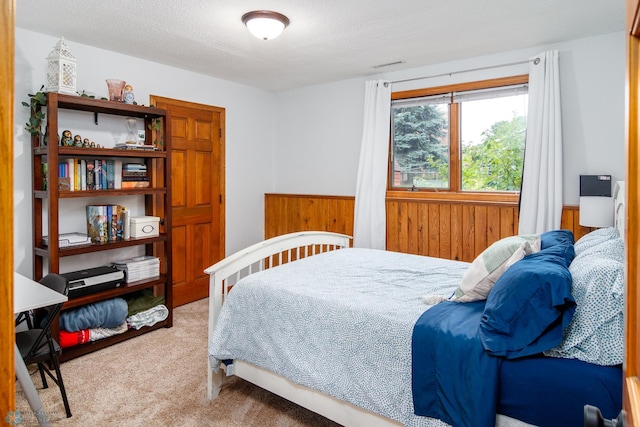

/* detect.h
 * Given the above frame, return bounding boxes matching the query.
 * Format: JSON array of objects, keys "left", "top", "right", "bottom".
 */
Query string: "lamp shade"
[
  {"left": 579, "top": 196, "right": 613, "bottom": 228},
  {"left": 242, "top": 10, "right": 290, "bottom": 40},
  {"left": 579, "top": 174, "right": 613, "bottom": 228}
]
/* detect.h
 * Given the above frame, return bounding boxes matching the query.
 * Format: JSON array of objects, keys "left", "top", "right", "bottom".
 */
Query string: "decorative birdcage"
[{"left": 45, "top": 37, "right": 77, "bottom": 96}]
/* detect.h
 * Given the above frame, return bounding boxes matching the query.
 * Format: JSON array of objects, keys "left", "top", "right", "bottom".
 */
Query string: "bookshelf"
[{"left": 30, "top": 92, "right": 172, "bottom": 361}]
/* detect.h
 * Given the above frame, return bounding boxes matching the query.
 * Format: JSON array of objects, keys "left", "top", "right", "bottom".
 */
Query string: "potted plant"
[{"left": 22, "top": 86, "right": 47, "bottom": 145}]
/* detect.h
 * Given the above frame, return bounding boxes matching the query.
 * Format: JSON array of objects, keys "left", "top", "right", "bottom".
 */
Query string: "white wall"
[
  {"left": 14, "top": 28, "right": 276, "bottom": 276},
  {"left": 273, "top": 32, "right": 626, "bottom": 205},
  {"left": 14, "top": 29, "right": 626, "bottom": 276}
]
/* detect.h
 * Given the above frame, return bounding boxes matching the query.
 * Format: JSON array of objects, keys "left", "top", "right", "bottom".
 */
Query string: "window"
[{"left": 390, "top": 76, "right": 528, "bottom": 194}]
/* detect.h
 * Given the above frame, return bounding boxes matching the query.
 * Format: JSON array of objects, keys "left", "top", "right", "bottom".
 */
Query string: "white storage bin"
[{"left": 130, "top": 216, "right": 160, "bottom": 238}]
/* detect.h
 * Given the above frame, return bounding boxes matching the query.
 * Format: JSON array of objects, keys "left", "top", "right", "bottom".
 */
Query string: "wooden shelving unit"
[{"left": 30, "top": 92, "right": 172, "bottom": 361}]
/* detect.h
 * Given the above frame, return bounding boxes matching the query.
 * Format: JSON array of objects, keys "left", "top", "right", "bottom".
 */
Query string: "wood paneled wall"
[{"left": 265, "top": 193, "right": 593, "bottom": 260}]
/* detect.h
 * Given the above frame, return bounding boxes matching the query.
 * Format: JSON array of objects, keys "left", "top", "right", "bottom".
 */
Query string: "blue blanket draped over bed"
[{"left": 412, "top": 301, "right": 499, "bottom": 427}]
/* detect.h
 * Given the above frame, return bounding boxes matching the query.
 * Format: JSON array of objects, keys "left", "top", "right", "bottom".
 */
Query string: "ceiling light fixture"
[{"left": 242, "top": 10, "right": 290, "bottom": 41}]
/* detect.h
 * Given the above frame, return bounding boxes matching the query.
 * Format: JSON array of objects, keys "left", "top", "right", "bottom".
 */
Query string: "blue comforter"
[{"left": 412, "top": 301, "right": 500, "bottom": 427}]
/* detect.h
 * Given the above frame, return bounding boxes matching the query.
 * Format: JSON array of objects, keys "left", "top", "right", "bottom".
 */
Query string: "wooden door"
[
  {"left": 0, "top": 0, "right": 14, "bottom": 416},
  {"left": 150, "top": 96, "right": 225, "bottom": 307},
  {"left": 626, "top": 0, "right": 640, "bottom": 424}
]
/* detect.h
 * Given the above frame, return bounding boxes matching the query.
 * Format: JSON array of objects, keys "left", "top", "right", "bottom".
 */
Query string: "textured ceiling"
[{"left": 16, "top": 0, "right": 625, "bottom": 92}]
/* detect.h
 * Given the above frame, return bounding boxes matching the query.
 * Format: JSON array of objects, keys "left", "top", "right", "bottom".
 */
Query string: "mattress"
[
  {"left": 209, "top": 248, "right": 465, "bottom": 426},
  {"left": 209, "top": 247, "right": 622, "bottom": 427}
]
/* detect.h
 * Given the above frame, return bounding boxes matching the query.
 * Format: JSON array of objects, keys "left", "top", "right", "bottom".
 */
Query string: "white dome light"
[{"left": 242, "top": 10, "right": 290, "bottom": 41}]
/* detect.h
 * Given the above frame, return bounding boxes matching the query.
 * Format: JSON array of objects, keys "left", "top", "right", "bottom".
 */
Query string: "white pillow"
[{"left": 450, "top": 234, "right": 541, "bottom": 302}]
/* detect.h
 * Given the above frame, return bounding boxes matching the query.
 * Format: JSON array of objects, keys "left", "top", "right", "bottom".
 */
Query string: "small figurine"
[
  {"left": 90, "top": 141, "right": 96, "bottom": 148},
  {"left": 83, "top": 138, "right": 90, "bottom": 148},
  {"left": 60, "top": 130, "right": 73, "bottom": 146},
  {"left": 122, "top": 85, "right": 135, "bottom": 104},
  {"left": 74, "top": 135, "right": 83, "bottom": 147}
]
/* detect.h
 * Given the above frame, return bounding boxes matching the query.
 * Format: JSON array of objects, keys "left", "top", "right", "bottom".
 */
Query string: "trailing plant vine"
[
  {"left": 22, "top": 85, "right": 47, "bottom": 142},
  {"left": 147, "top": 117, "right": 164, "bottom": 148}
]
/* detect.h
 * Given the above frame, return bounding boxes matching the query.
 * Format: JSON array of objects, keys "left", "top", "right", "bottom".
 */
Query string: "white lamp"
[
  {"left": 242, "top": 10, "right": 290, "bottom": 40},
  {"left": 579, "top": 197, "right": 613, "bottom": 227},
  {"left": 579, "top": 175, "right": 613, "bottom": 228},
  {"left": 45, "top": 37, "right": 77, "bottom": 96}
]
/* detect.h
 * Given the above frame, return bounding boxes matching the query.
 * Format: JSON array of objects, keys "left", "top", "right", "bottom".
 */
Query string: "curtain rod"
[{"left": 385, "top": 57, "right": 540, "bottom": 86}]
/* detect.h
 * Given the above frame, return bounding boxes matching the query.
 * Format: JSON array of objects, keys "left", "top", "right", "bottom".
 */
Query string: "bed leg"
[{"left": 208, "top": 366, "right": 225, "bottom": 400}]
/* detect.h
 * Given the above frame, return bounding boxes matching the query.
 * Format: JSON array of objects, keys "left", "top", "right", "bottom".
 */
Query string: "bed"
[{"left": 205, "top": 184, "right": 625, "bottom": 427}]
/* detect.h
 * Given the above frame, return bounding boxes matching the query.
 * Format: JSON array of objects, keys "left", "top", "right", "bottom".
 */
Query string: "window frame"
[{"left": 388, "top": 74, "right": 529, "bottom": 203}]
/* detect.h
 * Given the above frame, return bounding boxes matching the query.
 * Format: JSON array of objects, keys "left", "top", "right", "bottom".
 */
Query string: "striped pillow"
[{"left": 451, "top": 234, "right": 541, "bottom": 302}]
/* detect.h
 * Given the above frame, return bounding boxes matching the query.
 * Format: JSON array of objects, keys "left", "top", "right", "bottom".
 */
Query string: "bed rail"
[{"left": 205, "top": 231, "right": 352, "bottom": 399}]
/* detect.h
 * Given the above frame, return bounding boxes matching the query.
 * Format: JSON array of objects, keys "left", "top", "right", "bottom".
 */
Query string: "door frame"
[
  {"left": 1, "top": 0, "right": 15, "bottom": 415},
  {"left": 626, "top": 0, "right": 640, "bottom": 424}
]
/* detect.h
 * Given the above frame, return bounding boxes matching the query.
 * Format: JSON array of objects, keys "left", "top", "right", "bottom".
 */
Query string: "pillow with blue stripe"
[{"left": 450, "top": 234, "right": 541, "bottom": 302}]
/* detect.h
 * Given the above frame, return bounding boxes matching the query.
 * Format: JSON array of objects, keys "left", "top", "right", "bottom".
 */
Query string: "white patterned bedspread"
[{"left": 209, "top": 248, "right": 468, "bottom": 427}]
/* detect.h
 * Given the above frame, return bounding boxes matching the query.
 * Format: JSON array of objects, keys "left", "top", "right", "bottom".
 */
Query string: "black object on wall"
[{"left": 580, "top": 175, "right": 612, "bottom": 197}]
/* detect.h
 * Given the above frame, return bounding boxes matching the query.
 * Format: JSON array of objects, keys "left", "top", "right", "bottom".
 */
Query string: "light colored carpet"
[{"left": 14, "top": 298, "right": 341, "bottom": 426}]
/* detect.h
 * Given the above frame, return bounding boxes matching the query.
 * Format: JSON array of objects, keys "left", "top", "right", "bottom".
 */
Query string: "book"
[
  {"left": 122, "top": 170, "right": 147, "bottom": 176},
  {"left": 86, "top": 204, "right": 127, "bottom": 243},
  {"left": 113, "top": 255, "right": 159, "bottom": 266},
  {"left": 121, "top": 176, "right": 149, "bottom": 181},
  {"left": 123, "top": 163, "right": 147, "bottom": 171},
  {"left": 80, "top": 159, "right": 87, "bottom": 191},
  {"left": 114, "top": 144, "right": 158, "bottom": 151},
  {"left": 74, "top": 158, "right": 80, "bottom": 191},
  {"left": 110, "top": 205, "right": 124, "bottom": 241},
  {"left": 121, "top": 181, "right": 150, "bottom": 188},
  {"left": 114, "top": 159, "right": 123, "bottom": 189},
  {"left": 94, "top": 160, "right": 102, "bottom": 190},
  {"left": 106, "top": 205, "right": 112, "bottom": 241},
  {"left": 106, "top": 159, "right": 115, "bottom": 189},
  {"left": 112, "top": 255, "right": 160, "bottom": 283},
  {"left": 122, "top": 208, "right": 130, "bottom": 239},
  {"left": 100, "top": 159, "right": 108, "bottom": 189},
  {"left": 59, "top": 177, "right": 71, "bottom": 191},
  {"left": 65, "top": 158, "right": 75, "bottom": 191},
  {"left": 86, "top": 205, "right": 107, "bottom": 243},
  {"left": 86, "top": 161, "right": 95, "bottom": 190}
]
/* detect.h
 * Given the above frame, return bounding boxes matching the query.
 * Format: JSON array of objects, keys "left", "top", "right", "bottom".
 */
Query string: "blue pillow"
[
  {"left": 479, "top": 248, "right": 576, "bottom": 358},
  {"left": 540, "top": 229, "right": 574, "bottom": 250}
]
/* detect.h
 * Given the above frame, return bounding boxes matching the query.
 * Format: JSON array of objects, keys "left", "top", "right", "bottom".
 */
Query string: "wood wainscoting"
[{"left": 265, "top": 193, "right": 593, "bottom": 260}]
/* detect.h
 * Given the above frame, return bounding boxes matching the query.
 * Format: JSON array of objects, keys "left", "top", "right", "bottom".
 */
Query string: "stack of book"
[
  {"left": 86, "top": 204, "right": 128, "bottom": 243},
  {"left": 56, "top": 158, "right": 123, "bottom": 190},
  {"left": 122, "top": 163, "right": 149, "bottom": 188},
  {"left": 112, "top": 255, "right": 160, "bottom": 283},
  {"left": 114, "top": 143, "right": 158, "bottom": 151}
]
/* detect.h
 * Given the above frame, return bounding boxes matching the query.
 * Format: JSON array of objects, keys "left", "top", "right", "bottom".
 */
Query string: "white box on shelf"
[{"left": 130, "top": 216, "right": 160, "bottom": 238}]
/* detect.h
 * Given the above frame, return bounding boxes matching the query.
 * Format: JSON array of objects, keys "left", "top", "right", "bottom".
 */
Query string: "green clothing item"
[{"left": 126, "top": 289, "right": 165, "bottom": 316}]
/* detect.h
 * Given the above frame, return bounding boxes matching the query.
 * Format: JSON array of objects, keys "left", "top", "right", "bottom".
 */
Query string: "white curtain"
[
  {"left": 518, "top": 50, "right": 563, "bottom": 234},
  {"left": 353, "top": 80, "right": 391, "bottom": 249}
]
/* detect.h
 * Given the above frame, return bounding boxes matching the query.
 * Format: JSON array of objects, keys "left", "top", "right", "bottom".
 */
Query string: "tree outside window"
[{"left": 390, "top": 76, "right": 528, "bottom": 194}]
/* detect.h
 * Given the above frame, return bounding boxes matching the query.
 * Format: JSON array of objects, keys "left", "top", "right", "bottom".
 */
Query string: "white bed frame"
[
  {"left": 204, "top": 231, "right": 537, "bottom": 427},
  {"left": 205, "top": 231, "right": 403, "bottom": 427}
]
